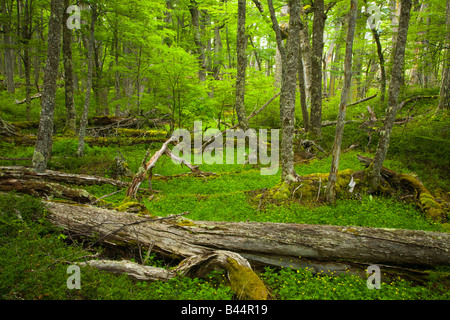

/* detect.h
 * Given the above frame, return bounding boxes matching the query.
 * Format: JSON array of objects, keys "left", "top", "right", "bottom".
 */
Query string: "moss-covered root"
[
  {"left": 226, "top": 257, "right": 269, "bottom": 300},
  {"left": 398, "top": 174, "right": 446, "bottom": 223}
]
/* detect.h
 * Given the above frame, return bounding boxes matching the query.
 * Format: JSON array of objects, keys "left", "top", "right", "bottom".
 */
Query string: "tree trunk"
[
  {"left": 235, "top": 0, "right": 249, "bottom": 131},
  {"left": 279, "top": 0, "right": 301, "bottom": 183},
  {"left": 367, "top": 0, "right": 412, "bottom": 189},
  {"left": 309, "top": 0, "right": 326, "bottom": 138},
  {"left": 32, "top": 0, "right": 63, "bottom": 173},
  {"left": 189, "top": 1, "right": 206, "bottom": 82},
  {"left": 326, "top": 0, "right": 358, "bottom": 203},
  {"left": 298, "top": 42, "right": 310, "bottom": 131},
  {"left": 63, "top": 0, "right": 76, "bottom": 135},
  {"left": 299, "top": 9, "right": 313, "bottom": 103},
  {"left": 371, "top": 27, "right": 386, "bottom": 104},
  {"left": 45, "top": 201, "right": 450, "bottom": 271},
  {"left": 437, "top": 0, "right": 450, "bottom": 111},
  {"left": 1, "top": 0, "right": 15, "bottom": 94},
  {"left": 77, "top": 5, "right": 98, "bottom": 157}
]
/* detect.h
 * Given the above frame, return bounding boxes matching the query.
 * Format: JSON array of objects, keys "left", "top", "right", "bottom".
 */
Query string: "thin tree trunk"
[
  {"left": 371, "top": 27, "right": 386, "bottom": 104},
  {"left": 1, "top": 0, "right": 15, "bottom": 94},
  {"left": 77, "top": 4, "right": 98, "bottom": 157},
  {"left": 235, "top": 0, "right": 249, "bottom": 131},
  {"left": 280, "top": 0, "right": 301, "bottom": 183},
  {"left": 326, "top": 0, "right": 358, "bottom": 203},
  {"left": 299, "top": 9, "right": 312, "bottom": 103},
  {"left": 298, "top": 43, "right": 310, "bottom": 131},
  {"left": 63, "top": 0, "right": 76, "bottom": 135},
  {"left": 437, "top": 0, "right": 450, "bottom": 111},
  {"left": 32, "top": 0, "right": 63, "bottom": 172},
  {"left": 309, "top": 0, "right": 326, "bottom": 138},
  {"left": 189, "top": 1, "right": 206, "bottom": 82},
  {"left": 368, "top": 0, "right": 412, "bottom": 189}
]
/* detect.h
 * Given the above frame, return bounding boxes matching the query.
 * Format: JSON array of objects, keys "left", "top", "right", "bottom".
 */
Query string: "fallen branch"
[
  {"left": 14, "top": 92, "right": 42, "bottom": 104},
  {"left": 347, "top": 94, "right": 378, "bottom": 107}
]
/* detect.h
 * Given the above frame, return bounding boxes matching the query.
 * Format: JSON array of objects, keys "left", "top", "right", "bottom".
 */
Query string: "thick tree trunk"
[
  {"left": 32, "top": 0, "right": 64, "bottom": 172},
  {"left": 309, "top": 0, "right": 326, "bottom": 138},
  {"left": 326, "top": 0, "right": 358, "bottom": 203},
  {"left": 45, "top": 201, "right": 450, "bottom": 271},
  {"left": 63, "top": 0, "right": 77, "bottom": 135},
  {"left": 368, "top": 0, "right": 412, "bottom": 189},
  {"left": 235, "top": 0, "right": 249, "bottom": 131}
]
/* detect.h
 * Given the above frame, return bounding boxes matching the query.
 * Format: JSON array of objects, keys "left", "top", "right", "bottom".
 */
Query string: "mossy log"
[
  {"left": 0, "top": 179, "right": 96, "bottom": 203},
  {"left": 0, "top": 166, "right": 130, "bottom": 188},
  {"left": 45, "top": 201, "right": 450, "bottom": 275}
]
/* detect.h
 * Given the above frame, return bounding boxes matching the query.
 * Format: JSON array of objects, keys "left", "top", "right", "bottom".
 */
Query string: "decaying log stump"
[{"left": 45, "top": 201, "right": 450, "bottom": 273}]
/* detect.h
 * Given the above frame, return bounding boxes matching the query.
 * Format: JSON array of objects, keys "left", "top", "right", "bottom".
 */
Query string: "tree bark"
[
  {"left": 77, "top": 4, "right": 98, "bottom": 157},
  {"left": 368, "top": 0, "right": 412, "bottom": 189},
  {"left": 45, "top": 201, "right": 450, "bottom": 270},
  {"left": 326, "top": 0, "right": 358, "bottom": 203},
  {"left": 235, "top": 0, "right": 249, "bottom": 131},
  {"left": 32, "top": 0, "right": 63, "bottom": 172},
  {"left": 63, "top": 0, "right": 77, "bottom": 135},
  {"left": 309, "top": 0, "right": 327, "bottom": 138}
]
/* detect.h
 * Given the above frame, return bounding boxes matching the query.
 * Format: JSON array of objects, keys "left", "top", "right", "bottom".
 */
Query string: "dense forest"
[{"left": 0, "top": 0, "right": 449, "bottom": 302}]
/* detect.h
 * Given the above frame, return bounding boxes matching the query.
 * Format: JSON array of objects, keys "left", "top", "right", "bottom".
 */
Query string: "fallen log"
[
  {"left": 0, "top": 166, "right": 130, "bottom": 188},
  {"left": 45, "top": 201, "right": 450, "bottom": 274},
  {"left": 0, "top": 179, "right": 96, "bottom": 203}
]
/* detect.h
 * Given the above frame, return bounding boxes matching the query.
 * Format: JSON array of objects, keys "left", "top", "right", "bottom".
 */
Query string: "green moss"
[
  {"left": 226, "top": 257, "right": 268, "bottom": 300},
  {"left": 115, "top": 197, "right": 153, "bottom": 216}
]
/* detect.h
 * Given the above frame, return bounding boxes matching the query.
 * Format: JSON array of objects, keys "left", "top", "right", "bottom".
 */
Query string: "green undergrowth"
[{"left": 1, "top": 194, "right": 447, "bottom": 300}]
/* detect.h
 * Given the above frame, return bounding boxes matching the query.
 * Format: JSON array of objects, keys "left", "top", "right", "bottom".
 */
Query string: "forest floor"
[{"left": 0, "top": 87, "right": 449, "bottom": 300}]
